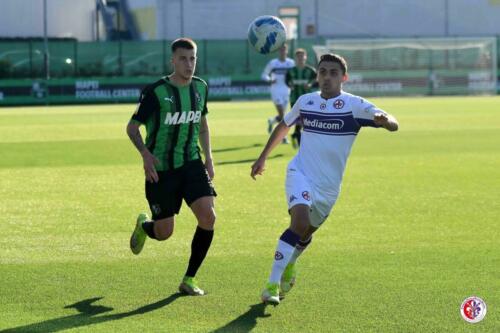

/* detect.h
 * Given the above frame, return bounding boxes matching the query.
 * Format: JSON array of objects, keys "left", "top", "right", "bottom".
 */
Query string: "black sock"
[
  {"left": 141, "top": 221, "right": 157, "bottom": 239},
  {"left": 185, "top": 226, "right": 214, "bottom": 277}
]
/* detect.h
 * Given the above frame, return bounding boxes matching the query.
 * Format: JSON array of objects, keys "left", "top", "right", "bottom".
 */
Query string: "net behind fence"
[{"left": 313, "top": 37, "right": 497, "bottom": 95}]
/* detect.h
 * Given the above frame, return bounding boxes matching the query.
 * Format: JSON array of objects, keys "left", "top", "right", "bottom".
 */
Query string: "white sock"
[
  {"left": 288, "top": 248, "right": 303, "bottom": 265},
  {"left": 268, "top": 240, "right": 295, "bottom": 284},
  {"left": 268, "top": 229, "right": 300, "bottom": 284}
]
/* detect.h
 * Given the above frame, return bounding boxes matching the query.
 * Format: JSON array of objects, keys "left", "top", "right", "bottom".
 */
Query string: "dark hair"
[
  {"left": 171, "top": 38, "right": 197, "bottom": 53},
  {"left": 318, "top": 53, "right": 348, "bottom": 74}
]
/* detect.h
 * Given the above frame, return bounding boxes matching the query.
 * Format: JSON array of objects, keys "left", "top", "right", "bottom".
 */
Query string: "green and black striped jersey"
[
  {"left": 131, "top": 76, "right": 208, "bottom": 171},
  {"left": 285, "top": 65, "right": 317, "bottom": 106}
]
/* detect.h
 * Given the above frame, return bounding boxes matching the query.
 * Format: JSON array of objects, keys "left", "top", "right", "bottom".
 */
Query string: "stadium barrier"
[
  {"left": 0, "top": 37, "right": 498, "bottom": 105},
  {"left": 0, "top": 39, "right": 320, "bottom": 105},
  {"left": 0, "top": 75, "right": 273, "bottom": 105}
]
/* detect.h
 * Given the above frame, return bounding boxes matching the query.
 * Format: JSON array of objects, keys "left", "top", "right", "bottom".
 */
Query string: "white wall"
[
  {"left": 1, "top": 0, "right": 499, "bottom": 41},
  {"left": 157, "top": 0, "right": 182, "bottom": 39},
  {"left": 317, "top": 0, "right": 447, "bottom": 37},
  {"left": 155, "top": 0, "right": 317, "bottom": 40},
  {"left": 0, "top": 0, "right": 97, "bottom": 40},
  {"left": 449, "top": 0, "right": 500, "bottom": 36},
  {"left": 154, "top": 0, "right": 500, "bottom": 39}
]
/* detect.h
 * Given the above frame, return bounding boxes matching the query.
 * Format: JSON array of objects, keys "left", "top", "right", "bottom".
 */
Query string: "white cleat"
[{"left": 261, "top": 283, "right": 280, "bottom": 305}]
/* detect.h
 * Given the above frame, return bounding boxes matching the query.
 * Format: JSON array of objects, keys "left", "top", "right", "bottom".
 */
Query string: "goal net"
[{"left": 313, "top": 37, "right": 497, "bottom": 96}]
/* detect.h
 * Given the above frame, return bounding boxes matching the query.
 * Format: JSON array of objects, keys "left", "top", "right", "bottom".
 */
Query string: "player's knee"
[
  {"left": 155, "top": 228, "right": 173, "bottom": 241},
  {"left": 198, "top": 210, "right": 216, "bottom": 229},
  {"left": 290, "top": 219, "right": 310, "bottom": 238},
  {"left": 154, "top": 222, "right": 174, "bottom": 241}
]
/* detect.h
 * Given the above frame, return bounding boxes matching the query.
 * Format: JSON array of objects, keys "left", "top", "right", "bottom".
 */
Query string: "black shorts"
[{"left": 145, "top": 159, "right": 217, "bottom": 220}]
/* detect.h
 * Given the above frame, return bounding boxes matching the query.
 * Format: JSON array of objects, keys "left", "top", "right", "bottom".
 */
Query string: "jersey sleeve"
[
  {"left": 131, "top": 87, "right": 159, "bottom": 124},
  {"left": 283, "top": 95, "right": 302, "bottom": 126},
  {"left": 261, "top": 60, "right": 273, "bottom": 82},
  {"left": 351, "top": 96, "right": 386, "bottom": 128}
]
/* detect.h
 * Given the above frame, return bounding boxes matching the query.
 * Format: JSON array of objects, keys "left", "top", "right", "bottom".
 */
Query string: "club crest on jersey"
[
  {"left": 320, "top": 103, "right": 326, "bottom": 110},
  {"left": 164, "top": 110, "right": 202, "bottom": 125},
  {"left": 334, "top": 99, "right": 345, "bottom": 109},
  {"left": 302, "top": 191, "right": 311, "bottom": 201}
]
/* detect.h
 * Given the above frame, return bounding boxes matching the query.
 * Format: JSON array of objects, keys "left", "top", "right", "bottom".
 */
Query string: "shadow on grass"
[
  {"left": 2, "top": 293, "right": 183, "bottom": 333},
  {"left": 216, "top": 154, "right": 284, "bottom": 166},
  {"left": 213, "top": 143, "right": 263, "bottom": 154},
  {"left": 211, "top": 303, "right": 270, "bottom": 333}
]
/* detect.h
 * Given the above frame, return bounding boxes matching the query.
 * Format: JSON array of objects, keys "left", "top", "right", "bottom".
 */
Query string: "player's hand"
[
  {"left": 141, "top": 149, "right": 160, "bottom": 183},
  {"left": 374, "top": 112, "right": 398, "bottom": 131},
  {"left": 250, "top": 157, "right": 266, "bottom": 180},
  {"left": 205, "top": 157, "right": 215, "bottom": 180},
  {"left": 373, "top": 113, "right": 389, "bottom": 126}
]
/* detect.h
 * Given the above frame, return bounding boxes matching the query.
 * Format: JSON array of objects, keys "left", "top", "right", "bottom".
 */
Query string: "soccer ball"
[{"left": 247, "top": 15, "right": 287, "bottom": 54}]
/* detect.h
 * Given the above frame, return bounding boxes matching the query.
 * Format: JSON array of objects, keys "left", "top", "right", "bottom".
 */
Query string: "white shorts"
[
  {"left": 285, "top": 160, "right": 338, "bottom": 228},
  {"left": 271, "top": 87, "right": 290, "bottom": 107}
]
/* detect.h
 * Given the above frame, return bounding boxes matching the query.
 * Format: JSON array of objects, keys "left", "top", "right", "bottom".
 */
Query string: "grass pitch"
[{"left": 0, "top": 96, "right": 499, "bottom": 332}]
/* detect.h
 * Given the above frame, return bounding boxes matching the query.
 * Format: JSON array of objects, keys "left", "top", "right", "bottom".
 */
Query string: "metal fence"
[{"left": 0, "top": 39, "right": 323, "bottom": 79}]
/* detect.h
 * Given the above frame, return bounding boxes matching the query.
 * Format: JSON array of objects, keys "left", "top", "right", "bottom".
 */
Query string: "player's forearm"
[
  {"left": 374, "top": 112, "right": 399, "bottom": 132},
  {"left": 261, "top": 70, "right": 272, "bottom": 82},
  {"left": 126, "top": 121, "right": 148, "bottom": 154},
  {"left": 259, "top": 122, "right": 289, "bottom": 159},
  {"left": 262, "top": 75, "right": 271, "bottom": 82}
]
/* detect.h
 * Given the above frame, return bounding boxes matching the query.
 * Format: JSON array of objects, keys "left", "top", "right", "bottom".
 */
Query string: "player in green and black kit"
[
  {"left": 126, "top": 38, "right": 216, "bottom": 296},
  {"left": 285, "top": 48, "right": 317, "bottom": 148}
]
